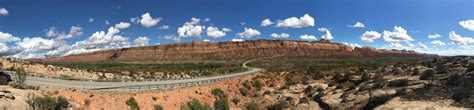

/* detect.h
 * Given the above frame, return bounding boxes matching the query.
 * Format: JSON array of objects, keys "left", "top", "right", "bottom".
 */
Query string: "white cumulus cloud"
[
  {"left": 431, "top": 40, "right": 446, "bottom": 46},
  {"left": 0, "top": 43, "right": 9, "bottom": 54},
  {"left": 163, "top": 35, "right": 180, "bottom": 42},
  {"left": 89, "top": 18, "right": 94, "bottom": 22},
  {"left": 386, "top": 42, "right": 406, "bottom": 49},
  {"left": 130, "top": 17, "right": 140, "bottom": 24},
  {"left": 222, "top": 28, "right": 232, "bottom": 32},
  {"left": 360, "top": 31, "right": 381, "bottom": 42},
  {"left": 299, "top": 34, "right": 317, "bottom": 41},
  {"left": 13, "top": 37, "right": 67, "bottom": 58},
  {"left": 261, "top": 19, "right": 274, "bottom": 27},
  {"left": 134, "top": 36, "right": 150, "bottom": 46},
  {"left": 140, "top": 12, "right": 161, "bottom": 28},
  {"left": 237, "top": 28, "right": 261, "bottom": 38},
  {"left": 159, "top": 25, "right": 170, "bottom": 30},
  {"left": 449, "top": 31, "right": 474, "bottom": 45},
  {"left": 318, "top": 28, "right": 333, "bottom": 40},
  {"left": 417, "top": 42, "right": 428, "bottom": 49},
  {"left": 276, "top": 14, "right": 315, "bottom": 28},
  {"left": 343, "top": 42, "right": 361, "bottom": 48},
  {"left": 231, "top": 38, "right": 244, "bottom": 42},
  {"left": 351, "top": 22, "right": 365, "bottom": 28},
  {"left": 270, "top": 33, "right": 290, "bottom": 38},
  {"left": 189, "top": 17, "right": 201, "bottom": 25},
  {"left": 459, "top": 19, "right": 474, "bottom": 31},
  {"left": 206, "top": 26, "right": 226, "bottom": 38},
  {"left": 73, "top": 27, "right": 129, "bottom": 49},
  {"left": 428, "top": 34, "right": 442, "bottom": 39},
  {"left": 115, "top": 22, "right": 131, "bottom": 30},
  {"left": 0, "top": 32, "right": 21, "bottom": 43},
  {"left": 46, "top": 25, "right": 83, "bottom": 40},
  {"left": 177, "top": 18, "right": 204, "bottom": 38},
  {"left": 203, "top": 18, "right": 210, "bottom": 22},
  {"left": 0, "top": 8, "right": 8, "bottom": 16},
  {"left": 383, "top": 26, "right": 414, "bottom": 42}
]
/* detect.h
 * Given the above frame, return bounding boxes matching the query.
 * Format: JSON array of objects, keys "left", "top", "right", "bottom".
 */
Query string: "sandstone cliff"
[{"left": 36, "top": 40, "right": 435, "bottom": 64}]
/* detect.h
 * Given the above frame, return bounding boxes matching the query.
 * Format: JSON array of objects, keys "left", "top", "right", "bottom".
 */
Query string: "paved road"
[{"left": 24, "top": 59, "right": 263, "bottom": 91}]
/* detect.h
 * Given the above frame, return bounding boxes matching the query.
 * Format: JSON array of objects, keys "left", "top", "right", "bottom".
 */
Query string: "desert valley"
[
  {"left": 0, "top": 0, "right": 473, "bottom": 110},
  {"left": 0, "top": 40, "right": 472, "bottom": 110}
]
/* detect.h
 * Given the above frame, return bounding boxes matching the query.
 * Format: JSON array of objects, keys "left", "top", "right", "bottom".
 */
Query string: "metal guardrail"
[
  {"left": 22, "top": 58, "right": 264, "bottom": 91},
  {"left": 90, "top": 70, "right": 256, "bottom": 91}
]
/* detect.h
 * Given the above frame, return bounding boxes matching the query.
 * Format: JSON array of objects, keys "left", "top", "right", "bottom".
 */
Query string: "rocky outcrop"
[
  {"left": 0, "top": 86, "right": 42, "bottom": 110},
  {"left": 35, "top": 40, "right": 435, "bottom": 64},
  {"left": 0, "top": 57, "right": 100, "bottom": 79}
]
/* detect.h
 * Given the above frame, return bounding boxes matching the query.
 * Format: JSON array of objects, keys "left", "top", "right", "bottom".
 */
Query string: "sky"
[{"left": 0, "top": 0, "right": 473, "bottom": 58}]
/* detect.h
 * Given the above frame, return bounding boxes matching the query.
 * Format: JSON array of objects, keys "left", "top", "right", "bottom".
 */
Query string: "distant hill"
[{"left": 33, "top": 40, "right": 437, "bottom": 64}]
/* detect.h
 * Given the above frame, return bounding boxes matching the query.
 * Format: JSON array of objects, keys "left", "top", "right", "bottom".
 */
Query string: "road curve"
[{"left": 24, "top": 59, "right": 263, "bottom": 91}]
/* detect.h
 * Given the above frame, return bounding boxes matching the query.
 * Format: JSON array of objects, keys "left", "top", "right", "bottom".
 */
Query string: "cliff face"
[{"left": 37, "top": 40, "right": 434, "bottom": 63}]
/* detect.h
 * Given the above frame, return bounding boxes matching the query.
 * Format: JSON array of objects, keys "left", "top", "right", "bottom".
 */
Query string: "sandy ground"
[
  {"left": 0, "top": 86, "right": 42, "bottom": 110},
  {"left": 41, "top": 73, "right": 262, "bottom": 110},
  {"left": 376, "top": 97, "right": 469, "bottom": 110}
]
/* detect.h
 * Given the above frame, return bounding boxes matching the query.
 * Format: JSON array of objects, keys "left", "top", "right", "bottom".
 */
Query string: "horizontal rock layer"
[{"left": 35, "top": 40, "right": 435, "bottom": 63}]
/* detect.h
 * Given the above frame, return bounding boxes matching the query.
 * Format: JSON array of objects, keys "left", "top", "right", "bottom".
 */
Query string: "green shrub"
[
  {"left": 211, "top": 88, "right": 230, "bottom": 110},
  {"left": 56, "top": 96, "right": 69, "bottom": 109},
  {"left": 452, "top": 86, "right": 471, "bottom": 102},
  {"left": 243, "top": 80, "right": 252, "bottom": 90},
  {"left": 452, "top": 80, "right": 473, "bottom": 102},
  {"left": 126, "top": 97, "right": 140, "bottom": 110},
  {"left": 252, "top": 80, "right": 263, "bottom": 91},
  {"left": 211, "top": 88, "right": 226, "bottom": 98},
  {"left": 360, "top": 72, "right": 369, "bottom": 82},
  {"left": 333, "top": 73, "right": 343, "bottom": 83},
  {"left": 466, "top": 63, "right": 474, "bottom": 73},
  {"left": 446, "top": 73, "right": 463, "bottom": 86},
  {"left": 245, "top": 102, "right": 259, "bottom": 110},
  {"left": 372, "top": 73, "right": 385, "bottom": 89},
  {"left": 214, "top": 97, "right": 230, "bottom": 110},
  {"left": 333, "top": 73, "right": 351, "bottom": 83},
  {"left": 0, "top": 72, "right": 12, "bottom": 85},
  {"left": 231, "top": 97, "right": 240, "bottom": 105},
  {"left": 304, "top": 67, "right": 322, "bottom": 80},
  {"left": 387, "top": 79, "right": 409, "bottom": 87},
  {"left": 181, "top": 99, "right": 212, "bottom": 110},
  {"left": 11, "top": 69, "right": 27, "bottom": 89},
  {"left": 154, "top": 104, "right": 164, "bottom": 110},
  {"left": 28, "top": 96, "right": 69, "bottom": 110},
  {"left": 239, "top": 87, "right": 249, "bottom": 96},
  {"left": 84, "top": 99, "right": 91, "bottom": 106},
  {"left": 344, "top": 73, "right": 353, "bottom": 82},
  {"left": 412, "top": 68, "right": 420, "bottom": 75},
  {"left": 420, "top": 69, "right": 435, "bottom": 80}
]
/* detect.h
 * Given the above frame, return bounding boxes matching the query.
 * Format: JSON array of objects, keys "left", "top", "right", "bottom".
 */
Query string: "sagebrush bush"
[
  {"left": 387, "top": 79, "right": 409, "bottom": 87},
  {"left": 239, "top": 87, "right": 249, "bottom": 96},
  {"left": 231, "top": 97, "right": 240, "bottom": 105},
  {"left": 245, "top": 102, "right": 258, "bottom": 110},
  {"left": 28, "top": 96, "right": 69, "bottom": 110},
  {"left": 126, "top": 97, "right": 140, "bottom": 110},
  {"left": 420, "top": 69, "right": 435, "bottom": 80},
  {"left": 446, "top": 73, "right": 462, "bottom": 86},
  {"left": 181, "top": 99, "right": 212, "bottom": 110},
  {"left": 360, "top": 72, "right": 369, "bottom": 82},
  {"left": 154, "top": 104, "right": 164, "bottom": 110},
  {"left": 252, "top": 80, "right": 263, "bottom": 91}
]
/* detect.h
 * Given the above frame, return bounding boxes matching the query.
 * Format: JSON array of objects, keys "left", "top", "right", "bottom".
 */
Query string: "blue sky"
[{"left": 0, "top": 0, "right": 473, "bottom": 58}]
